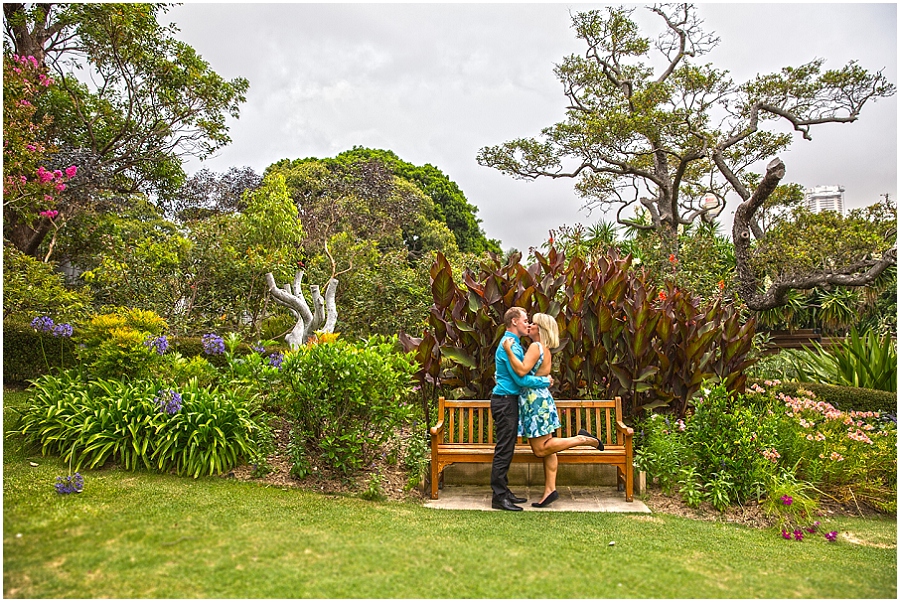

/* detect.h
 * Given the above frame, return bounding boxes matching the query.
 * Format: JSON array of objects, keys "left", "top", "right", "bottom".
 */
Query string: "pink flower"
[
  {"left": 26, "top": 144, "right": 36, "bottom": 151},
  {"left": 829, "top": 451, "right": 844, "bottom": 462},
  {"left": 18, "top": 99, "right": 31, "bottom": 107},
  {"left": 825, "top": 531, "right": 838, "bottom": 542},
  {"left": 39, "top": 209, "right": 59, "bottom": 219},
  {"left": 793, "top": 530, "right": 803, "bottom": 541},
  {"left": 36, "top": 166, "right": 54, "bottom": 183},
  {"left": 44, "top": 195, "right": 53, "bottom": 201},
  {"left": 28, "top": 56, "right": 39, "bottom": 68},
  {"left": 781, "top": 529, "right": 792, "bottom": 540},
  {"left": 19, "top": 175, "right": 27, "bottom": 184},
  {"left": 13, "top": 67, "right": 22, "bottom": 74},
  {"left": 65, "top": 165, "right": 78, "bottom": 178},
  {"left": 55, "top": 183, "right": 66, "bottom": 192},
  {"left": 53, "top": 170, "right": 63, "bottom": 179},
  {"left": 781, "top": 495, "right": 793, "bottom": 506}
]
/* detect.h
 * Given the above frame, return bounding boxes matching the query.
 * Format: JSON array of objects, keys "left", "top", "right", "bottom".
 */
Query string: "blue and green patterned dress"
[{"left": 517, "top": 343, "right": 561, "bottom": 439}]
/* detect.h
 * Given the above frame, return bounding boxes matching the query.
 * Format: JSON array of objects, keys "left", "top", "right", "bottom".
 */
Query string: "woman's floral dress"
[{"left": 517, "top": 343, "right": 561, "bottom": 438}]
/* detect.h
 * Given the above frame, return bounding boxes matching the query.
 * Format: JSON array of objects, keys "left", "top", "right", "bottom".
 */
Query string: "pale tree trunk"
[{"left": 264, "top": 270, "right": 339, "bottom": 349}]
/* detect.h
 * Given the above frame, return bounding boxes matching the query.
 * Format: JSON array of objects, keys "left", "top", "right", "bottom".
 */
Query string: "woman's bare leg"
[
  {"left": 529, "top": 433, "right": 596, "bottom": 456},
  {"left": 540, "top": 453, "right": 558, "bottom": 501}
]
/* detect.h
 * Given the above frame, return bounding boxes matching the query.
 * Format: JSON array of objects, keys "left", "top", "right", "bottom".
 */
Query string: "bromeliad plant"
[
  {"left": 403, "top": 248, "right": 757, "bottom": 421},
  {"left": 784, "top": 328, "right": 897, "bottom": 393}
]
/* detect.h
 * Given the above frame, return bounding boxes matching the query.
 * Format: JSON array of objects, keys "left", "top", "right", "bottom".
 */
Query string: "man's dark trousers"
[{"left": 490, "top": 394, "right": 518, "bottom": 501}]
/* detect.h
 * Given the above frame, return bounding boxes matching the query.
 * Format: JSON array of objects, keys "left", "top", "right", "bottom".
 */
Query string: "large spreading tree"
[
  {"left": 477, "top": 4, "right": 896, "bottom": 310},
  {"left": 3, "top": 3, "right": 248, "bottom": 256}
]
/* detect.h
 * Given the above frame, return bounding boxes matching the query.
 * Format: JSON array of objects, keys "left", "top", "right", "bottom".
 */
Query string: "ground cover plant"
[
  {"left": 635, "top": 382, "right": 897, "bottom": 533},
  {"left": 3, "top": 396, "right": 896, "bottom": 599}
]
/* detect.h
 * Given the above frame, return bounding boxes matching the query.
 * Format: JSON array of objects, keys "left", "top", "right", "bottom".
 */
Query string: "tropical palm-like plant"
[{"left": 784, "top": 328, "right": 896, "bottom": 393}]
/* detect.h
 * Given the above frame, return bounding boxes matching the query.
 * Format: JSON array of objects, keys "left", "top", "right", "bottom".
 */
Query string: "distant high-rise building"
[{"left": 804, "top": 185, "right": 845, "bottom": 214}]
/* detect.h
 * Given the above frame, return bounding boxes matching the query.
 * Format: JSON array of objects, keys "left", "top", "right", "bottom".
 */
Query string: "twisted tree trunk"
[{"left": 264, "top": 270, "right": 339, "bottom": 348}]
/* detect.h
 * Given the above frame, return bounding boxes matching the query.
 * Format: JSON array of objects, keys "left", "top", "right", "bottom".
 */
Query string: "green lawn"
[{"left": 4, "top": 390, "right": 897, "bottom": 598}]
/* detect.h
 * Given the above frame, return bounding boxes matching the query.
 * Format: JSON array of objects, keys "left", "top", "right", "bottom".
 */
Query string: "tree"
[
  {"left": 266, "top": 154, "right": 459, "bottom": 261},
  {"left": 278, "top": 147, "right": 501, "bottom": 255},
  {"left": 3, "top": 3, "right": 248, "bottom": 252},
  {"left": 477, "top": 4, "right": 895, "bottom": 309}
]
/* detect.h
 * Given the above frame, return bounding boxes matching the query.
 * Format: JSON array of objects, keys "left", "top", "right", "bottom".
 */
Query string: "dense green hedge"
[
  {"left": 753, "top": 380, "right": 897, "bottom": 415},
  {"left": 3, "top": 320, "right": 79, "bottom": 384},
  {"left": 3, "top": 322, "right": 291, "bottom": 385}
]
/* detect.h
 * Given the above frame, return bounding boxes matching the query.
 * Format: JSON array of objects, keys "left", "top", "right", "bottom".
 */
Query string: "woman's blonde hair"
[{"left": 532, "top": 313, "right": 559, "bottom": 349}]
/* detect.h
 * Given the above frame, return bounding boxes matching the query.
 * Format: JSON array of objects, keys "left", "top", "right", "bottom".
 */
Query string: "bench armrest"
[
  {"left": 429, "top": 420, "right": 444, "bottom": 438},
  {"left": 615, "top": 420, "right": 634, "bottom": 437}
]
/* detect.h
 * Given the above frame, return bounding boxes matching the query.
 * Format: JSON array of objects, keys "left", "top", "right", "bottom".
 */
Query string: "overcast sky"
[{"left": 168, "top": 2, "right": 897, "bottom": 253}]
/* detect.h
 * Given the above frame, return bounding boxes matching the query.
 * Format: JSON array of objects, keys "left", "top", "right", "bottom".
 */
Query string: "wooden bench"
[{"left": 429, "top": 396, "right": 634, "bottom": 502}]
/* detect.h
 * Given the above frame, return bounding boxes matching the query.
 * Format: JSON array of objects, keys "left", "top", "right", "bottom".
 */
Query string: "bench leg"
[{"left": 430, "top": 461, "right": 440, "bottom": 500}]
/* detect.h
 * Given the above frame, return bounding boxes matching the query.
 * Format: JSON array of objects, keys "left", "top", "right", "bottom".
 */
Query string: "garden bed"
[{"left": 227, "top": 419, "right": 425, "bottom": 502}]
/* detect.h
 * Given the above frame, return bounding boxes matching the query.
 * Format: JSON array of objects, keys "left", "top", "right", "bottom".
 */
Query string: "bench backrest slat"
[{"left": 437, "top": 398, "right": 623, "bottom": 446}]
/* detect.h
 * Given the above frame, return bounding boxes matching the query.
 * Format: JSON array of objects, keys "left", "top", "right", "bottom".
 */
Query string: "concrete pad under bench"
[{"left": 424, "top": 485, "right": 651, "bottom": 513}]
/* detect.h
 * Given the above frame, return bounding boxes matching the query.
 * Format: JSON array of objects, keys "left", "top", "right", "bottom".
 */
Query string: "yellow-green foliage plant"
[{"left": 75, "top": 308, "right": 168, "bottom": 379}]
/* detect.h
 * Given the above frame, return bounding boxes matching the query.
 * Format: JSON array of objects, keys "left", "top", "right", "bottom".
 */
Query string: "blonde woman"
[{"left": 502, "top": 312, "right": 603, "bottom": 507}]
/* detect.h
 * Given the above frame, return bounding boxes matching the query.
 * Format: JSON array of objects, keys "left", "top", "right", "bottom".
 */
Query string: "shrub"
[
  {"left": 2, "top": 246, "right": 92, "bottom": 324},
  {"left": 277, "top": 336, "right": 417, "bottom": 475},
  {"left": 16, "top": 371, "right": 268, "bottom": 478},
  {"left": 74, "top": 308, "right": 168, "bottom": 379}
]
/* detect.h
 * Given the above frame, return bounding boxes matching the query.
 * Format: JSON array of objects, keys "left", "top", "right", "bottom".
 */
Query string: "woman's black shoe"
[
  {"left": 578, "top": 429, "right": 604, "bottom": 450},
  {"left": 531, "top": 490, "right": 559, "bottom": 508}
]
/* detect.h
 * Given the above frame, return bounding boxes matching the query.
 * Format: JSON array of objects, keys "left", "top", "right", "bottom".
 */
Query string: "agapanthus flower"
[
  {"left": 54, "top": 473, "right": 84, "bottom": 494},
  {"left": 251, "top": 342, "right": 266, "bottom": 354},
  {"left": 268, "top": 352, "right": 284, "bottom": 369},
  {"left": 31, "top": 315, "right": 55, "bottom": 333},
  {"left": 52, "top": 323, "right": 73, "bottom": 338},
  {"left": 825, "top": 531, "right": 838, "bottom": 542},
  {"left": 144, "top": 335, "right": 169, "bottom": 355},
  {"left": 201, "top": 333, "right": 225, "bottom": 355},
  {"left": 155, "top": 389, "right": 183, "bottom": 415}
]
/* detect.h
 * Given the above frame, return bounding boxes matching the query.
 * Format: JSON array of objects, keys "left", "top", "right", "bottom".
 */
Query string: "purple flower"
[
  {"left": 144, "top": 335, "right": 169, "bottom": 355},
  {"left": 780, "top": 495, "right": 793, "bottom": 506},
  {"left": 31, "top": 315, "right": 55, "bottom": 333},
  {"left": 201, "top": 333, "right": 225, "bottom": 355},
  {"left": 52, "top": 323, "right": 73, "bottom": 338},
  {"left": 154, "top": 389, "right": 183, "bottom": 415},
  {"left": 825, "top": 531, "right": 838, "bottom": 542},
  {"left": 54, "top": 473, "right": 84, "bottom": 494},
  {"left": 268, "top": 352, "right": 283, "bottom": 369},
  {"left": 793, "top": 529, "right": 803, "bottom": 541},
  {"left": 805, "top": 521, "right": 820, "bottom": 534},
  {"left": 781, "top": 529, "right": 792, "bottom": 540}
]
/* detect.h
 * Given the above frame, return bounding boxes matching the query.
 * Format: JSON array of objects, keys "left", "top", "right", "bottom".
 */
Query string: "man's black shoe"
[
  {"left": 507, "top": 493, "right": 527, "bottom": 504},
  {"left": 491, "top": 498, "right": 524, "bottom": 511}
]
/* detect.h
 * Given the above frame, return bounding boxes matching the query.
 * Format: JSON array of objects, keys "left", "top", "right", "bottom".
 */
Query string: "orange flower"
[
  {"left": 658, "top": 290, "right": 667, "bottom": 301},
  {"left": 668, "top": 254, "right": 677, "bottom": 263},
  {"left": 718, "top": 280, "right": 725, "bottom": 290}
]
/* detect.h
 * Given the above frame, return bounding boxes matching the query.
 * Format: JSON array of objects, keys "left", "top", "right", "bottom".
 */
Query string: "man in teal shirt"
[{"left": 491, "top": 307, "right": 552, "bottom": 511}]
